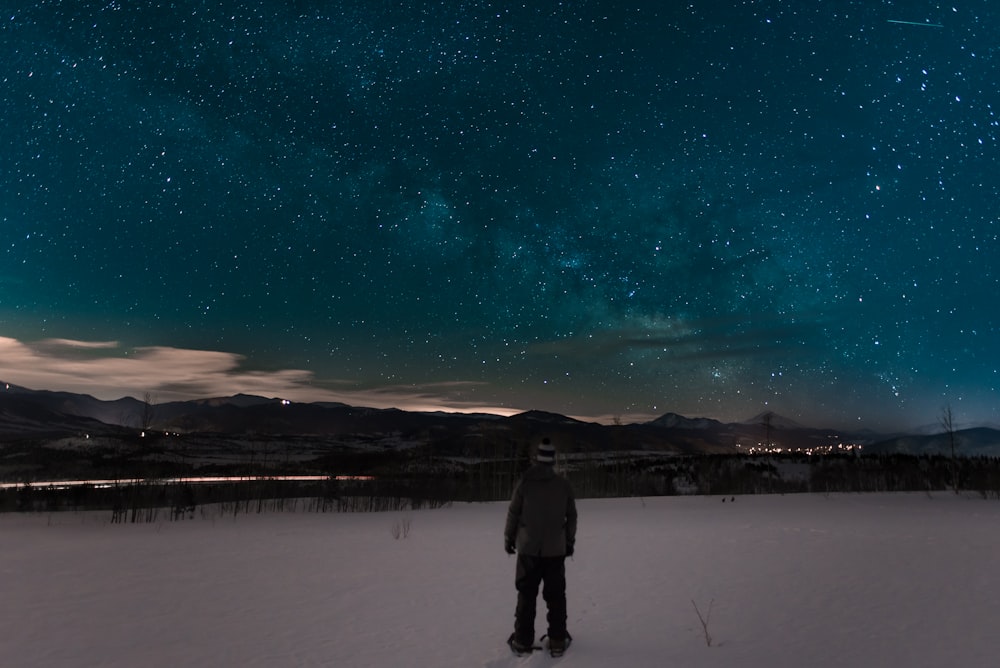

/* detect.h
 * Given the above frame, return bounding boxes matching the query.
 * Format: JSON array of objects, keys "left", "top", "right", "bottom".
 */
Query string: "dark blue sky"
[{"left": 2, "top": 1, "right": 998, "bottom": 429}]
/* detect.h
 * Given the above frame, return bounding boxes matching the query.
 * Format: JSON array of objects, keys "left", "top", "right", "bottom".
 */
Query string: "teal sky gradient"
[{"left": 2, "top": 1, "right": 998, "bottom": 429}]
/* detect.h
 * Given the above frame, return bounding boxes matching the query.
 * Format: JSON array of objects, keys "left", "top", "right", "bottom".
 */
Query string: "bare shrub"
[
  {"left": 391, "top": 517, "right": 413, "bottom": 540},
  {"left": 691, "top": 598, "right": 714, "bottom": 647}
]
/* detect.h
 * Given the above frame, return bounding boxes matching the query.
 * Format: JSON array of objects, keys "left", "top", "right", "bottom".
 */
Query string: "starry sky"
[{"left": 2, "top": 1, "right": 999, "bottom": 430}]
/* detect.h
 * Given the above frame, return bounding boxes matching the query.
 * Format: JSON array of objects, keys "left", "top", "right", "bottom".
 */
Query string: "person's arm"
[
  {"left": 564, "top": 481, "right": 577, "bottom": 555},
  {"left": 504, "top": 481, "right": 523, "bottom": 553}
]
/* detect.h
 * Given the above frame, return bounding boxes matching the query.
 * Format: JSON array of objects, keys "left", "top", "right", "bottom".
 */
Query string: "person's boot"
[
  {"left": 547, "top": 632, "right": 571, "bottom": 657},
  {"left": 507, "top": 632, "right": 534, "bottom": 656}
]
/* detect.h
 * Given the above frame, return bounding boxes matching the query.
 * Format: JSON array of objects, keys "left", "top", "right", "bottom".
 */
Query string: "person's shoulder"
[
  {"left": 523, "top": 463, "right": 548, "bottom": 477},
  {"left": 558, "top": 473, "right": 575, "bottom": 491}
]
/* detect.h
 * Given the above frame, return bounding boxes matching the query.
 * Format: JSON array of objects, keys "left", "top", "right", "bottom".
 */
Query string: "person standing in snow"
[{"left": 504, "top": 437, "right": 577, "bottom": 655}]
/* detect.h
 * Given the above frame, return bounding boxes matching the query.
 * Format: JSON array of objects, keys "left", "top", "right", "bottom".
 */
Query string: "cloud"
[
  {"left": 0, "top": 336, "right": 522, "bottom": 416},
  {"left": 36, "top": 339, "right": 120, "bottom": 349},
  {"left": 338, "top": 380, "right": 519, "bottom": 416},
  {"left": 527, "top": 314, "right": 824, "bottom": 362}
]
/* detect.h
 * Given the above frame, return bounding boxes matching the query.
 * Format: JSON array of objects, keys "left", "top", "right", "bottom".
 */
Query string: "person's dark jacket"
[{"left": 505, "top": 463, "right": 577, "bottom": 557}]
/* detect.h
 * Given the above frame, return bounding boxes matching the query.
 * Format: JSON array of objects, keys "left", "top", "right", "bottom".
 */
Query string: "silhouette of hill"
[
  {"left": 0, "top": 391, "right": 115, "bottom": 437},
  {"left": 7, "top": 381, "right": 983, "bottom": 460},
  {"left": 865, "top": 427, "right": 1000, "bottom": 456}
]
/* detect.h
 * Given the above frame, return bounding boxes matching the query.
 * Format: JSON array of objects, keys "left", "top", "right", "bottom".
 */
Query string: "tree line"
[{"left": 6, "top": 452, "right": 1000, "bottom": 520}]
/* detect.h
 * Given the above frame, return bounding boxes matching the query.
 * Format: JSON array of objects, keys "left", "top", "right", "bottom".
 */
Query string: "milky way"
[{"left": 2, "top": 2, "right": 998, "bottom": 429}]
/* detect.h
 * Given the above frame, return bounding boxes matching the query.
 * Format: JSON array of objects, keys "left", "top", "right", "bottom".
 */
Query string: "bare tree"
[
  {"left": 139, "top": 392, "right": 157, "bottom": 433},
  {"left": 760, "top": 411, "right": 773, "bottom": 450},
  {"left": 940, "top": 405, "right": 959, "bottom": 493}
]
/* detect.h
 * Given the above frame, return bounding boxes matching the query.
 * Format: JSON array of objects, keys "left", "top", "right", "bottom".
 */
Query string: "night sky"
[{"left": 3, "top": 1, "right": 999, "bottom": 430}]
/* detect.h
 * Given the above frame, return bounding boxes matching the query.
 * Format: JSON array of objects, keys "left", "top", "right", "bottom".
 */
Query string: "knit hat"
[{"left": 536, "top": 438, "right": 556, "bottom": 464}]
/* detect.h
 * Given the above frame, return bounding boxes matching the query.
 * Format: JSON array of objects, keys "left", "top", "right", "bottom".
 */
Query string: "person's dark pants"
[{"left": 514, "top": 554, "right": 567, "bottom": 644}]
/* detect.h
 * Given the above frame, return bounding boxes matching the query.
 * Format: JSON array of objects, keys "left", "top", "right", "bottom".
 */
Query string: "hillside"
[{"left": 5, "top": 382, "right": 1000, "bottom": 486}]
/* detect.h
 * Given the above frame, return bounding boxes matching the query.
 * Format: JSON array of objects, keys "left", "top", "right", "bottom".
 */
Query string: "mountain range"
[{"left": 2, "top": 381, "right": 999, "bottom": 458}]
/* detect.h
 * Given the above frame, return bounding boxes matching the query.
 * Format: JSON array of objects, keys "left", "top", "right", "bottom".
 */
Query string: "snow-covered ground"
[{"left": 4, "top": 492, "right": 1000, "bottom": 667}]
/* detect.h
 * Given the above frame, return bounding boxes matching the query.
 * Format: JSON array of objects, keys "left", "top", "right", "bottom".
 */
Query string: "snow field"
[{"left": 3, "top": 493, "right": 1000, "bottom": 667}]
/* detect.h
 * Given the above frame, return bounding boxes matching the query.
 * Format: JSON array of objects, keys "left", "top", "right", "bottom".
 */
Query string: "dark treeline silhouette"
[
  {"left": 4, "top": 476, "right": 453, "bottom": 520},
  {"left": 6, "top": 452, "right": 1000, "bottom": 521},
  {"left": 560, "top": 453, "right": 1000, "bottom": 499}
]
